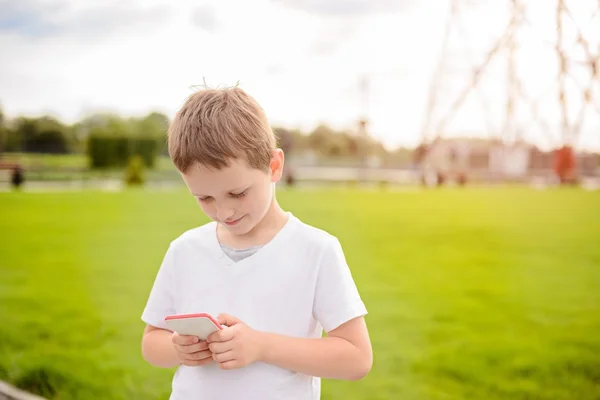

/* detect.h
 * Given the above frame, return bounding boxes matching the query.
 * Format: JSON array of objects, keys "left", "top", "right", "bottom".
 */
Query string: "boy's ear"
[{"left": 270, "top": 149, "right": 285, "bottom": 182}]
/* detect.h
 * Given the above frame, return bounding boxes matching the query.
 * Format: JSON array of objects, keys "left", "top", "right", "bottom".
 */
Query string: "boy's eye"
[
  {"left": 198, "top": 196, "right": 212, "bottom": 202},
  {"left": 230, "top": 190, "right": 247, "bottom": 199}
]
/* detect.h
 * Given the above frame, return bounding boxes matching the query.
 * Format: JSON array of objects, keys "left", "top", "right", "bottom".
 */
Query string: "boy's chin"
[{"left": 220, "top": 219, "right": 253, "bottom": 235}]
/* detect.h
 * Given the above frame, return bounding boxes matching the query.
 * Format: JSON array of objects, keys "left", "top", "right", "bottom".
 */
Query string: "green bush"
[
  {"left": 130, "top": 137, "right": 158, "bottom": 168},
  {"left": 87, "top": 133, "right": 127, "bottom": 168},
  {"left": 124, "top": 155, "right": 145, "bottom": 186},
  {"left": 87, "top": 132, "right": 159, "bottom": 169}
]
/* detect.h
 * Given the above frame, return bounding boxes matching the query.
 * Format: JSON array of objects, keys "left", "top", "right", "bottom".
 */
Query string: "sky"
[{"left": 0, "top": 0, "right": 599, "bottom": 151}]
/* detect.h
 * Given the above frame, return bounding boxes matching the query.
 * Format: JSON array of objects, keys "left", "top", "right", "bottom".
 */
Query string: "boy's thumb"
[{"left": 217, "top": 313, "right": 242, "bottom": 327}]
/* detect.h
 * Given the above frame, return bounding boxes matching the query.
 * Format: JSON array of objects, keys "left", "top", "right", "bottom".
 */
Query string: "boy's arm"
[
  {"left": 141, "top": 325, "right": 181, "bottom": 368},
  {"left": 142, "top": 325, "right": 214, "bottom": 369},
  {"left": 207, "top": 314, "right": 372, "bottom": 380},
  {"left": 259, "top": 316, "right": 372, "bottom": 380}
]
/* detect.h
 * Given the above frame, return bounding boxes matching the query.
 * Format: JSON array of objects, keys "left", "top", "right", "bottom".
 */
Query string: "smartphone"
[{"left": 164, "top": 313, "right": 222, "bottom": 340}]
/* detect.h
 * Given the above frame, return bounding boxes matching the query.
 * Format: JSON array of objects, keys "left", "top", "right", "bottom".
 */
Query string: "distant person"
[
  {"left": 553, "top": 145, "right": 577, "bottom": 184},
  {"left": 140, "top": 86, "right": 372, "bottom": 399},
  {"left": 11, "top": 165, "right": 24, "bottom": 190}
]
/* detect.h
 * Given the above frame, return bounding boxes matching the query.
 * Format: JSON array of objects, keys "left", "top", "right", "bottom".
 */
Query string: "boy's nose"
[{"left": 216, "top": 208, "right": 235, "bottom": 221}]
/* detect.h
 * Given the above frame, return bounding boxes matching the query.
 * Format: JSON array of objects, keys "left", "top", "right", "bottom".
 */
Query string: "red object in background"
[{"left": 553, "top": 146, "right": 577, "bottom": 183}]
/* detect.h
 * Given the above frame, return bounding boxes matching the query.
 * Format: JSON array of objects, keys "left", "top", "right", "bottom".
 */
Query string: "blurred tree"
[
  {"left": 87, "top": 127, "right": 160, "bottom": 169},
  {"left": 12, "top": 118, "right": 36, "bottom": 152},
  {"left": 308, "top": 124, "right": 337, "bottom": 156},
  {"left": 288, "top": 129, "right": 309, "bottom": 153},
  {"left": 369, "top": 140, "right": 388, "bottom": 158},
  {"left": 132, "top": 112, "right": 170, "bottom": 155},
  {"left": 389, "top": 147, "right": 415, "bottom": 167},
  {"left": 8, "top": 116, "right": 70, "bottom": 153},
  {"left": 0, "top": 106, "right": 413, "bottom": 166},
  {"left": 342, "top": 133, "right": 359, "bottom": 157},
  {"left": 74, "top": 113, "right": 128, "bottom": 142},
  {"left": 34, "top": 116, "right": 70, "bottom": 153},
  {"left": 0, "top": 105, "right": 5, "bottom": 155},
  {"left": 3, "top": 127, "right": 19, "bottom": 152},
  {"left": 274, "top": 127, "right": 293, "bottom": 153},
  {"left": 134, "top": 112, "right": 170, "bottom": 137},
  {"left": 273, "top": 127, "right": 297, "bottom": 186},
  {"left": 355, "top": 136, "right": 373, "bottom": 159},
  {"left": 29, "top": 130, "right": 70, "bottom": 154}
]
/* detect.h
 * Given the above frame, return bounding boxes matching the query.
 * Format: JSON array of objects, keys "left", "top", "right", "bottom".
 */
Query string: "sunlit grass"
[{"left": 1, "top": 186, "right": 599, "bottom": 399}]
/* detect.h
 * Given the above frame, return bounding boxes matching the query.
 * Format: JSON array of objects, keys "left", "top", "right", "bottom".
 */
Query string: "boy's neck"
[{"left": 217, "top": 197, "right": 288, "bottom": 249}]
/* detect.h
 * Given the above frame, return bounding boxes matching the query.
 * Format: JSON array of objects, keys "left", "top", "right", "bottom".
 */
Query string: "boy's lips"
[{"left": 223, "top": 216, "right": 244, "bottom": 226}]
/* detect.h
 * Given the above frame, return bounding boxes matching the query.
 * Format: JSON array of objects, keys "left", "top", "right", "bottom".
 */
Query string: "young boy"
[{"left": 141, "top": 86, "right": 372, "bottom": 399}]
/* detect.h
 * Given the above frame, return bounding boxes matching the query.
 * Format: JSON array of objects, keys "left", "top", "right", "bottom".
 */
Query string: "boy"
[{"left": 141, "top": 86, "right": 372, "bottom": 399}]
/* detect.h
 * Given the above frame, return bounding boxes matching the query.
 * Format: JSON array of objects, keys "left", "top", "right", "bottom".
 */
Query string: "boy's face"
[{"left": 181, "top": 150, "right": 284, "bottom": 237}]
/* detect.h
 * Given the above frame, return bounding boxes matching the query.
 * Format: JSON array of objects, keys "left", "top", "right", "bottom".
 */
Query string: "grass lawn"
[{"left": 0, "top": 186, "right": 599, "bottom": 399}]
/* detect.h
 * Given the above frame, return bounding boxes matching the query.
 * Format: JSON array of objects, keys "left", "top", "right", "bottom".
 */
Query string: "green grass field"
[{"left": 1, "top": 187, "right": 599, "bottom": 400}]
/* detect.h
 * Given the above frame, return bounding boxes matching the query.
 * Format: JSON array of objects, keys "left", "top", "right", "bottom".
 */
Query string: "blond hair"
[{"left": 168, "top": 86, "right": 276, "bottom": 173}]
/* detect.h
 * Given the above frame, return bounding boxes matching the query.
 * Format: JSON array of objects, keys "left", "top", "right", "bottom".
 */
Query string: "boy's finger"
[
  {"left": 207, "top": 327, "right": 234, "bottom": 343},
  {"left": 207, "top": 341, "right": 230, "bottom": 354},
  {"left": 184, "top": 349, "right": 212, "bottom": 361},
  {"left": 212, "top": 350, "right": 235, "bottom": 363},
  {"left": 172, "top": 334, "right": 200, "bottom": 345},
  {"left": 198, "top": 340, "right": 209, "bottom": 351},
  {"left": 179, "top": 342, "right": 207, "bottom": 354},
  {"left": 217, "top": 313, "right": 242, "bottom": 327}
]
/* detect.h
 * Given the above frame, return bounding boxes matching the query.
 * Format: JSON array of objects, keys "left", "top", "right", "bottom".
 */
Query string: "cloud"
[
  {"left": 2, "top": 0, "right": 594, "bottom": 151},
  {"left": 191, "top": 5, "right": 220, "bottom": 32},
  {"left": 0, "top": 0, "right": 172, "bottom": 40},
  {"left": 265, "top": 65, "right": 285, "bottom": 75},
  {"left": 0, "top": 0, "right": 66, "bottom": 37},
  {"left": 308, "top": 21, "right": 356, "bottom": 56},
  {"left": 272, "top": 0, "right": 416, "bottom": 17}
]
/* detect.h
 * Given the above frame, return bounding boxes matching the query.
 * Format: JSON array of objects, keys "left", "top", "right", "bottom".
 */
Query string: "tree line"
[{"left": 0, "top": 106, "right": 415, "bottom": 169}]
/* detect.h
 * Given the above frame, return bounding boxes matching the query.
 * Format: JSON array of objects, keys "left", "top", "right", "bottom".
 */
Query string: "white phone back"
[{"left": 165, "top": 317, "right": 221, "bottom": 340}]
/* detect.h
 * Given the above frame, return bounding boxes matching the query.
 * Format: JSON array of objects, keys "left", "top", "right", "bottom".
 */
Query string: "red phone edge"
[{"left": 164, "top": 312, "right": 222, "bottom": 329}]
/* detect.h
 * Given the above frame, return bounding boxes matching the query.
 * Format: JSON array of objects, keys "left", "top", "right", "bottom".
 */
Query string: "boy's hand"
[
  {"left": 206, "top": 314, "right": 263, "bottom": 370},
  {"left": 171, "top": 333, "right": 213, "bottom": 367}
]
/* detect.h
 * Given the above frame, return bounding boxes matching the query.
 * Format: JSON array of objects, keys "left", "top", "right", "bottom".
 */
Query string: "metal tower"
[{"left": 419, "top": 0, "right": 600, "bottom": 149}]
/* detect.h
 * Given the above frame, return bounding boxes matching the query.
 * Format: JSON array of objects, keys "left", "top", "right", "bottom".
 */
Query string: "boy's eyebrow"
[{"left": 191, "top": 185, "right": 249, "bottom": 197}]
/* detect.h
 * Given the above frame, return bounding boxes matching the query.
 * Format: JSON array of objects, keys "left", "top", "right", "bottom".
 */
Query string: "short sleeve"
[
  {"left": 141, "top": 244, "right": 177, "bottom": 330},
  {"left": 313, "top": 237, "right": 368, "bottom": 333}
]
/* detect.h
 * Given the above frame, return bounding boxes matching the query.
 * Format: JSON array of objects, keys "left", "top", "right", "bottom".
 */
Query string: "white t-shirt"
[{"left": 141, "top": 212, "right": 368, "bottom": 400}]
